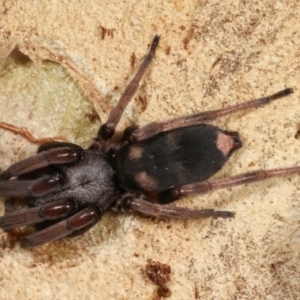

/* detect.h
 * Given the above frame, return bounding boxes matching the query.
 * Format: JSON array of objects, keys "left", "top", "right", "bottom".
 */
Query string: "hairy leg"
[{"left": 127, "top": 88, "right": 293, "bottom": 142}]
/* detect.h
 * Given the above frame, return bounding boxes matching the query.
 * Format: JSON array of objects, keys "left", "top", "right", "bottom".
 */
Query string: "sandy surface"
[{"left": 0, "top": 1, "right": 300, "bottom": 299}]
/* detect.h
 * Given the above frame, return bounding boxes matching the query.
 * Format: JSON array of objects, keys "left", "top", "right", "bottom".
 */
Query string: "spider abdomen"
[{"left": 115, "top": 124, "right": 242, "bottom": 192}]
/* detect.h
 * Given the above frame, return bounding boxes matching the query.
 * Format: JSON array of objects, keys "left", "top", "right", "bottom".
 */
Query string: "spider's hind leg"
[
  {"left": 112, "top": 194, "right": 234, "bottom": 219},
  {"left": 148, "top": 166, "right": 300, "bottom": 205},
  {"left": 127, "top": 88, "right": 294, "bottom": 143}
]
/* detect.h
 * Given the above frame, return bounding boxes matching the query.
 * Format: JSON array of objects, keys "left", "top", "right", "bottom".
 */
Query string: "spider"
[{"left": 0, "top": 35, "right": 295, "bottom": 248}]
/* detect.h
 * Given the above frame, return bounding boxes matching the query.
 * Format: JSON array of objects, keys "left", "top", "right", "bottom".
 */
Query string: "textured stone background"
[{"left": 0, "top": 1, "right": 300, "bottom": 299}]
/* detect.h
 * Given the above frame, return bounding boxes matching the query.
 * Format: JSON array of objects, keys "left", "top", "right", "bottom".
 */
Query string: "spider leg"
[
  {"left": 0, "top": 173, "right": 63, "bottom": 197},
  {"left": 37, "top": 141, "right": 82, "bottom": 153},
  {"left": 20, "top": 205, "right": 103, "bottom": 248},
  {"left": 114, "top": 165, "right": 300, "bottom": 219},
  {"left": 0, "top": 199, "right": 78, "bottom": 230},
  {"left": 112, "top": 195, "right": 233, "bottom": 219},
  {"left": 126, "top": 88, "right": 293, "bottom": 142},
  {"left": 148, "top": 166, "right": 300, "bottom": 204},
  {"left": 0, "top": 146, "right": 83, "bottom": 180},
  {"left": 97, "top": 35, "right": 160, "bottom": 142}
]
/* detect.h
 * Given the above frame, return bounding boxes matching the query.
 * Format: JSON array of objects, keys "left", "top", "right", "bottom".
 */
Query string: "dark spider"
[{"left": 0, "top": 36, "right": 295, "bottom": 248}]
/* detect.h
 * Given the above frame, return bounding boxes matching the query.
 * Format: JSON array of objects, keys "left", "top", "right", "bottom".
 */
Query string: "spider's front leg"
[
  {"left": 0, "top": 142, "right": 83, "bottom": 181},
  {"left": 0, "top": 199, "right": 78, "bottom": 230},
  {"left": 20, "top": 205, "right": 103, "bottom": 248}
]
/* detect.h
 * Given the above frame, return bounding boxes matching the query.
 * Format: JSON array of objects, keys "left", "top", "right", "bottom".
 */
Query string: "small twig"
[{"left": 0, "top": 122, "right": 67, "bottom": 144}]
